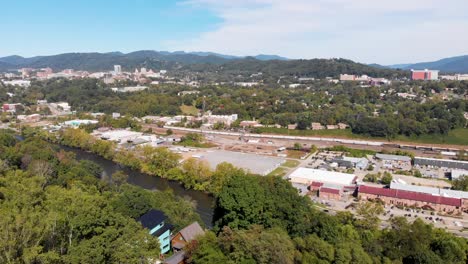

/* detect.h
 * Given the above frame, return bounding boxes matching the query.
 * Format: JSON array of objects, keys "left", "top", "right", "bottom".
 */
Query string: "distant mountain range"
[
  {"left": 386, "top": 55, "right": 468, "bottom": 73},
  {"left": 0, "top": 50, "right": 289, "bottom": 72},
  {"left": 0, "top": 50, "right": 408, "bottom": 79}
]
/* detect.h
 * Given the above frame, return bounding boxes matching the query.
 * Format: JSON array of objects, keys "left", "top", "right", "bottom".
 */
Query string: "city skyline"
[{"left": 1, "top": 0, "right": 468, "bottom": 64}]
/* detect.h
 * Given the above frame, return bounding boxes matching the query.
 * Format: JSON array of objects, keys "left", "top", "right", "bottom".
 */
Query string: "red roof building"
[{"left": 358, "top": 185, "right": 463, "bottom": 213}]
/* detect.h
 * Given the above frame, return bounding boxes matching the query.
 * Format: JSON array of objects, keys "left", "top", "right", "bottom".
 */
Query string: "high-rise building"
[
  {"left": 114, "top": 65, "right": 122, "bottom": 75},
  {"left": 411, "top": 69, "right": 439, "bottom": 80}
]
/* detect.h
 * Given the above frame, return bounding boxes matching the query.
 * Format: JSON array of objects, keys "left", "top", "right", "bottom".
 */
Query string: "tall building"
[
  {"left": 113, "top": 65, "right": 122, "bottom": 75},
  {"left": 411, "top": 69, "right": 439, "bottom": 80}
]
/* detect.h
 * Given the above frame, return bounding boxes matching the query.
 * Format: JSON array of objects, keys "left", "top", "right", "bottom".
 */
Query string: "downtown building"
[{"left": 411, "top": 69, "right": 439, "bottom": 80}]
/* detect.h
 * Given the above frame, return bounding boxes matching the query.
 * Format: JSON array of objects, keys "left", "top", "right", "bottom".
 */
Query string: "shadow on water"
[{"left": 57, "top": 145, "right": 215, "bottom": 228}]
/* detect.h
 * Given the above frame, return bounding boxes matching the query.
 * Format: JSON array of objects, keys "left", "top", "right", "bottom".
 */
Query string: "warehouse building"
[
  {"left": 289, "top": 168, "right": 357, "bottom": 186},
  {"left": 358, "top": 185, "right": 463, "bottom": 213},
  {"left": 414, "top": 157, "right": 468, "bottom": 170},
  {"left": 331, "top": 156, "right": 368, "bottom": 170},
  {"left": 375, "top": 153, "right": 412, "bottom": 170}
]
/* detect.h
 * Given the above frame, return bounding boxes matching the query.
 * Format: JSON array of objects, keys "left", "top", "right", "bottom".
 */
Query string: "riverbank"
[{"left": 57, "top": 144, "right": 215, "bottom": 227}]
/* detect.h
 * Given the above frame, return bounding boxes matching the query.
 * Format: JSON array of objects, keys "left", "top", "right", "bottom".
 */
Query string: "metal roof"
[
  {"left": 414, "top": 157, "right": 468, "bottom": 170},
  {"left": 375, "top": 153, "right": 411, "bottom": 162},
  {"left": 289, "top": 168, "right": 356, "bottom": 186},
  {"left": 359, "top": 185, "right": 461, "bottom": 207},
  {"left": 390, "top": 182, "right": 468, "bottom": 199}
]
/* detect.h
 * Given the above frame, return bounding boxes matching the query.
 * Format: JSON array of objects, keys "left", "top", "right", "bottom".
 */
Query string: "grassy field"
[
  {"left": 394, "top": 128, "right": 468, "bottom": 146},
  {"left": 282, "top": 159, "right": 300, "bottom": 168},
  {"left": 257, "top": 127, "right": 364, "bottom": 138},
  {"left": 256, "top": 127, "right": 468, "bottom": 146},
  {"left": 268, "top": 167, "right": 287, "bottom": 177},
  {"left": 180, "top": 105, "right": 199, "bottom": 115},
  {"left": 287, "top": 150, "right": 308, "bottom": 159}
]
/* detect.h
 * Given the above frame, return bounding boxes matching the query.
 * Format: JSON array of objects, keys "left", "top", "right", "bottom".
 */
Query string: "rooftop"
[
  {"left": 179, "top": 221, "right": 205, "bottom": 242},
  {"left": 359, "top": 185, "right": 461, "bottom": 207},
  {"left": 137, "top": 209, "right": 167, "bottom": 229},
  {"left": 375, "top": 153, "right": 411, "bottom": 162},
  {"left": 390, "top": 182, "right": 468, "bottom": 199},
  {"left": 289, "top": 168, "right": 356, "bottom": 186}
]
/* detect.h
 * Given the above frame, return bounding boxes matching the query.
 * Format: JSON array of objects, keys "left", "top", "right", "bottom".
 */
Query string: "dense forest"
[
  {"left": 3, "top": 78, "right": 467, "bottom": 141},
  {"left": 0, "top": 130, "right": 201, "bottom": 263},
  {"left": 184, "top": 174, "right": 468, "bottom": 264}
]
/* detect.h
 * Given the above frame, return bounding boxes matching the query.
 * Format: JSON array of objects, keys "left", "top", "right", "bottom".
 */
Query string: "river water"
[{"left": 57, "top": 145, "right": 215, "bottom": 227}]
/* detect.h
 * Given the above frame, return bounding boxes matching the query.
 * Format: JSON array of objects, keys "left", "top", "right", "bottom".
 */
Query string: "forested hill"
[
  {"left": 0, "top": 51, "right": 408, "bottom": 78},
  {"left": 182, "top": 58, "right": 408, "bottom": 79}
]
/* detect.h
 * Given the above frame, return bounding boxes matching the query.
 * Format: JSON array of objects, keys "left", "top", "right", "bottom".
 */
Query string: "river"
[{"left": 57, "top": 145, "right": 215, "bottom": 227}]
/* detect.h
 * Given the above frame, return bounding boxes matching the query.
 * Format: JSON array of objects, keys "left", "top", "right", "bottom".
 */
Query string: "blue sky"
[{"left": 1, "top": 0, "right": 468, "bottom": 64}]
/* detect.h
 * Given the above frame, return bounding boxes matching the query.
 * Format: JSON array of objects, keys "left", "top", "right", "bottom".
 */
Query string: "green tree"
[
  {"left": 381, "top": 172, "right": 393, "bottom": 185},
  {"left": 355, "top": 201, "right": 384, "bottom": 230},
  {"left": 452, "top": 175, "right": 468, "bottom": 191}
]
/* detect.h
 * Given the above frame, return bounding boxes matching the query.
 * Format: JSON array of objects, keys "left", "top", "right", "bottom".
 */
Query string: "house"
[
  {"left": 2, "top": 103, "right": 23, "bottom": 113},
  {"left": 311, "top": 122, "right": 325, "bottom": 130},
  {"left": 171, "top": 222, "right": 205, "bottom": 252},
  {"left": 138, "top": 209, "right": 173, "bottom": 254},
  {"left": 337, "top": 123, "right": 348, "bottom": 129},
  {"left": 287, "top": 123, "right": 297, "bottom": 130},
  {"left": 240, "top": 120, "right": 263, "bottom": 128}
]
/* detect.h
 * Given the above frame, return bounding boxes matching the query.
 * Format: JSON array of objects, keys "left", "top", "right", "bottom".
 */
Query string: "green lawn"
[
  {"left": 268, "top": 167, "right": 287, "bottom": 177},
  {"left": 287, "top": 150, "right": 308, "bottom": 159},
  {"left": 255, "top": 127, "right": 468, "bottom": 146},
  {"left": 394, "top": 128, "right": 468, "bottom": 146},
  {"left": 282, "top": 159, "right": 300, "bottom": 168},
  {"left": 257, "top": 127, "right": 364, "bottom": 138},
  {"left": 180, "top": 105, "right": 199, "bottom": 115}
]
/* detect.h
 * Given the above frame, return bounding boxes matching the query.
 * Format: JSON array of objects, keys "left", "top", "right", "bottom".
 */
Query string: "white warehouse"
[{"left": 288, "top": 167, "right": 357, "bottom": 186}]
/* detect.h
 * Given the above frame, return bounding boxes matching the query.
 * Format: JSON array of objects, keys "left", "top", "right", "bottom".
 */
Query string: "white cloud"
[{"left": 169, "top": 0, "right": 468, "bottom": 64}]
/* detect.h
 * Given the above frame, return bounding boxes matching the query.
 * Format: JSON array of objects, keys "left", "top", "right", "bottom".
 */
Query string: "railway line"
[{"left": 164, "top": 126, "right": 467, "bottom": 152}]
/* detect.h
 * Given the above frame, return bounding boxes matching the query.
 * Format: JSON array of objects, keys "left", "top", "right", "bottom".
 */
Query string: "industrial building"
[
  {"left": 414, "top": 157, "right": 468, "bottom": 170},
  {"left": 451, "top": 170, "right": 468, "bottom": 180},
  {"left": 62, "top": 119, "right": 98, "bottom": 128},
  {"left": 375, "top": 153, "right": 412, "bottom": 170},
  {"left": 331, "top": 156, "right": 368, "bottom": 170},
  {"left": 288, "top": 168, "right": 357, "bottom": 186},
  {"left": 390, "top": 182, "right": 468, "bottom": 200},
  {"left": 410, "top": 69, "right": 439, "bottom": 80},
  {"left": 358, "top": 185, "right": 464, "bottom": 213}
]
